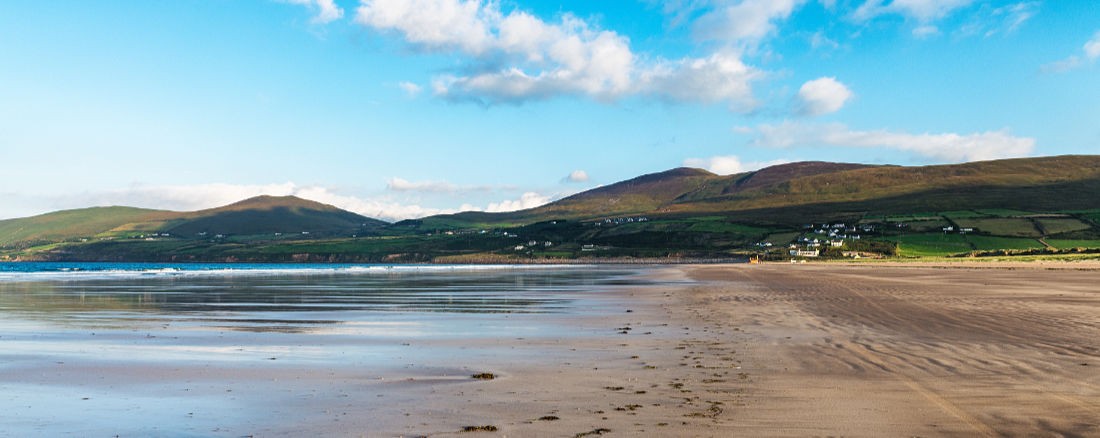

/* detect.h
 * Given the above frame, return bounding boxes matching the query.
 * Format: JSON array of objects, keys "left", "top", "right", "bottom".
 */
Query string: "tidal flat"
[{"left": 1, "top": 262, "right": 1099, "bottom": 437}]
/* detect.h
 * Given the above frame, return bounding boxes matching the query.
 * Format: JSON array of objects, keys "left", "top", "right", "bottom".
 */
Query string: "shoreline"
[{"left": 3, "top": 263, "right": 1097, "bottom": 436}]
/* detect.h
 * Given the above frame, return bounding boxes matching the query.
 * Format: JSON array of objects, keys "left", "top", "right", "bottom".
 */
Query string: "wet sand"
[
  {"left": 358, "top": 263, "right": 1100, "bottom": 437},
  {"left": 5, "top": 264, "right": 1100, "bottom": 436}
]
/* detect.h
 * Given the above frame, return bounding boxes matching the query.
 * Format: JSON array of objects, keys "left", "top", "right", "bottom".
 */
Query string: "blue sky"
[{"left": 1, "top": 0, "right": 1097, "bottom": 221}]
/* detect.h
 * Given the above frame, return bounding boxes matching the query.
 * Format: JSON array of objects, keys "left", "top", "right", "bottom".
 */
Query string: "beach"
[
  {"left": 365, "top": 263, "right": 1100, "bottom": 437},
  {"left": 3, "top": 263, "right": 1099, "bottom": 436}
]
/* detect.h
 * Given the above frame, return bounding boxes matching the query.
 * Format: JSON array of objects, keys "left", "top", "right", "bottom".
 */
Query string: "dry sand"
[{"left": 354, "top": 263, "right": 1100, "bottom": 437}]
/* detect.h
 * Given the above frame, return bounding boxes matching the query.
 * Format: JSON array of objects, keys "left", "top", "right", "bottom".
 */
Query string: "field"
[
  {"left": 1045, "top": 239, "right": 1100, "bottom": 249},
  {"left": 965, "top": 235, "right": 1044, "bottom": 251},
  {"left": 1037, "top": 218, "right": 1093, "bottom": 235},
  {"left": 887, "top": 234, "right": 972, "bottom": 257},
  {"left": 952, "top": 218, "right": 1040, "bottom": 237}
]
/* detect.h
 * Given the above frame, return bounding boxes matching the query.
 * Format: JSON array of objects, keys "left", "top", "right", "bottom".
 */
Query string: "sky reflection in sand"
[{"left": 0, "top": 266, "right": 652, "bottom": 436}]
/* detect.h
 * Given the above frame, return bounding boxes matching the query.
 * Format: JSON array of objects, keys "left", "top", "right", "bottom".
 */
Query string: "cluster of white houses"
[
  {"left": 514, "top": 240, "right": 554, "bottom": 251},
  {"left": 788, "top": 222, "right": 867, "bottom": 258},
  {"left": 591, "top": 216, "right": 649, "bottom": 226}
]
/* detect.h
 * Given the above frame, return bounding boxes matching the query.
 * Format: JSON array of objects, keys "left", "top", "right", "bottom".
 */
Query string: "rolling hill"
[
  {"left": 413, "top": 155, "right": 1100, "bottom": 228},
  {"left": 4, "top": 155, "right": 1100, "bottom": 262},
  {"left": 0, "top": 196, "right": 386, "bottom": 250},
  {"left": 164, "top": 195, "right": 385, "bottom": 237},
  {"left": 0, "top": 206, "right": 175, "bottom": 249}
]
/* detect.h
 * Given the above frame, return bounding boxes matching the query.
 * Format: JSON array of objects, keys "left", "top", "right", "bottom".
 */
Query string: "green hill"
[
  {"left": 409, "top": 167, "right": 725, "bottom": 229},
  {"left": 0, "top": 206, "right": 174, "bottom": 249},
  {"left": 0, "top": 196, "right": 387, "bottom": 250},
  {"left": 414, "top": 155, "right": 1100, "bottom": 228},
  {"left": 164, "top": 195, "right": 386, "bottom": 237}
]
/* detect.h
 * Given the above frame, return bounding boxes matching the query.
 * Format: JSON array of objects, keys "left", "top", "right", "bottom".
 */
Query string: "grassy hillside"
[
  {"left": 410, "top": 167, "right": 725, "bottom": 229},
  {"left": 0, "top": 207, "right": 174, "bottom": 249},
  {"left": 0, "top": 196, "right": 387, "bottom": 251},
  {"left": 662, "top": 155, "right": 1100, "bottom": 219},
  {"left": 165, "top": 195, "right": 386, "bottom": 237},
  {"left": 402, "top": 156, "right": 1100, "bottom": 233}
]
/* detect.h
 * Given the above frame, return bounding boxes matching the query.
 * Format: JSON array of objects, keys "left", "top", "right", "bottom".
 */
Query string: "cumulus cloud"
[
  {"left": 564, "top": 170, "right": 589, "bottom": 183},
  {"left": 683, "top": 155, "right": 791, "bottom": 175},
  {"left": 692, "top": 0, "right": 805, "bottom": 45},
  {"left": 355, "top": 0, "right": 762, "bottom": 108},
  {"left": 638, "top": 51, "right": 763, "bottom": 111},
  {"left": 797, "top": 77, "right": 852, "bottom": 116},
  {"left": 748, "top": 121, "right": 1035, "bottom": 162},
  {"left": 286, "top": 0, "right": 344, "bottom": 23},
  {"left": 485, "top": 192, "right": 552, "bottom": 212},
  {"left": 1041, "top": 30, "right": 1100, "bottom": 73}
]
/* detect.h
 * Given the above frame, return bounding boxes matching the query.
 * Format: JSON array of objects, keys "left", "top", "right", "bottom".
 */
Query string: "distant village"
[{"left": 773, "top": 222, "right": 870, "bottom": 258}]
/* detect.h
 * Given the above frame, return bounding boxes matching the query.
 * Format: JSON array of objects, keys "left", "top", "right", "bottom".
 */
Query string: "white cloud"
[
  {"left": 286, "top": 0, "right": 345, "bottom": 24},
  {"left": 385, "top": 177, "right": 503, "bottom": 193},
  {"left": 991, "top": 2, "right": 1038, "bottom": 35},
  {"left": 957, "top": 2, "right": 1038, "bottom": 38},
  {"left": 1042, "top": 30, "right": 1100, "bottom": 73},
  {"left": 797, "top": 77, "right": 853, "bottom": 116},
  {"left": 1040, "top": 56, "right": 1082, "bottom": 74},
  {"left": 638, "top": 51, "right": 763, "bottom": 112},
  {"left": 354, "top": 0, "right": 762, "bottom": 107},
  {"left": 386, "top": 177, "right": 459, "bottom": 193},
  {"left": 398, "top": 81, "right": 422, "bottom": 96},
  {"left": 1085, "top": 31, "right": 1100, "bottom": 60},
  {"left": 749, "top": 121, "right": 1035, "bottom": 162},
  {"left": 356, "top": 0, "right": 494, "bottom": 53},
  {"left": 565, "top": 170, "right": 589, "bottom": 183},
  {"left": 810, "top": 31, "right": 840, "bottom": 50},
  {"left": 912, "top": 24, "right": 940, "bottom": 37},
  {"left": 853, "top": 0, "right": 975, "bottom": 23},
  {"left": 485, "top": 192, "right": 552, "bottom": 212},
  {"left": 692, "top": 0, "right": 805, "bottom": 45},
  {"left": 683, "top": 155, "right": 791, "bottom": 175}
]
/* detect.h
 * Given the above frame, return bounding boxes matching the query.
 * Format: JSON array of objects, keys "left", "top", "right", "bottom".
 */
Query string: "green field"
[
  {"left": 763, "top": 231, "right": 801, "bottom": 245},
  {"left": 965, "top": 235, "right": 1044, "bottom": 251},
  {"left": 953, "top": 218, "right": 1040, "bottom": 237},
  {"left": 1045, "top": 239, "right": 1100, "bottom": 249},
  {"left": 973, "top": 209, "right": 1036, "bottom": 217},
  {"left": 1036, "top": 218, "right": 1093, "bottom": 235},
  {"left": 940, "top": 210, "right": 988, "bottom": 219},
  {"left": 887, "top": 234, "right": 973, "bottom": 257},
  {"left": 904, "top": 220, "right": 953, "bottom": 232}
]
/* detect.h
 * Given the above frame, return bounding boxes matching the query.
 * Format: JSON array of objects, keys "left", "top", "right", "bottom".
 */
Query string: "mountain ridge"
[{"left": 4, "top": 155, "right": 1100, "bottom": 261}]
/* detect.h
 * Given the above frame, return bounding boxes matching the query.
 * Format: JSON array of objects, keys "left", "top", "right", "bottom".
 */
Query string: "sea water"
[{"left": 0, "top": 262, "right": 653, "bottom": 436}]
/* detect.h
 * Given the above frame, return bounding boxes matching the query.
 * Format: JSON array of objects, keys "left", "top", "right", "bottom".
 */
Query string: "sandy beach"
[
  {"left": 354, "top": 263, "right": 1100, "bottom": 437},
  {"left": 4, "top": 263, "right": 1099, "bottom": 437}
]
